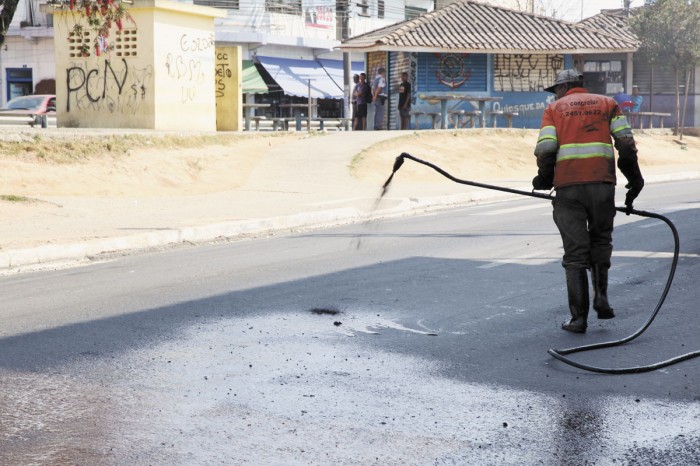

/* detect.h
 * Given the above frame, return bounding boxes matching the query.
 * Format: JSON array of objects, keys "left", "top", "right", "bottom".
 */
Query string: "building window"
[
  {"left": 194, "top": 0, "right": 239, "bottom": 9},
  {"left": 583, "top": 60, "right": 624, "bottom": 95},
  {"left": 378, "top": 0, "right": 384, "bottom": 18},
  {"left": 355, "top": 0, "right": 370, "bottom": 17},
  {"left": 266, "top": 0, "right": 302, "bottom": 15},
  {"left": 405, "top": 6, "right": 426, "bottom": 20}
]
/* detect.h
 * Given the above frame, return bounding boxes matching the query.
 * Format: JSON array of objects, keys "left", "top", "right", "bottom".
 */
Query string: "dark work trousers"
[{"left": 552, "top": 183, "right": 616, "bottom": 270}]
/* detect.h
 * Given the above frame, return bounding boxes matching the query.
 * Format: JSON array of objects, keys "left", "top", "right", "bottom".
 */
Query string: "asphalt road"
[{"left": 1, "top": 181, "right": 699, "bottom": 465}]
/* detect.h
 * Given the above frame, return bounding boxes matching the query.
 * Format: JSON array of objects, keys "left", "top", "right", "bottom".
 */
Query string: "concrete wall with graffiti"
[
  {"left": 215, "top": 46, "right": 242, "bottom": 132},
  {"left": 53, "top": 0, "right": 223, "bottom": 130}
]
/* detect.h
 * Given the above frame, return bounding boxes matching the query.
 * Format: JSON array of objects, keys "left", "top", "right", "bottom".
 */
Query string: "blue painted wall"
[
  {"left": 410, "top": 52, "right": 571, "bottom": 130},
  {"left": 408, "top": 52, "right": 695, "bottom": 130},
  {"left": 410, "top": 52, "right": 560, "bottom": 129},
  {"left": 417, "top": 53, "right": 488, "bottom": 93}
]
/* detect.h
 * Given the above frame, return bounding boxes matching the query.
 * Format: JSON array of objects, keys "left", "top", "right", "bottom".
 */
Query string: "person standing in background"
[
  {"left": 629, "top": 85, "right": 644, "bottom": 128},
  {"left": 398, "top": 72, "right": 412, "bottom": 130},
  {"left": 351, "top": 74, "right": 360, "bottom": 130},
  {"left": 372, "top": 67, "right": 387, "bottom": 130},
  {"left": 353, "top": 73, "right": 370, "bottom": 130},
  {"left": 631, "top": 85, "right": 643, "bottom": 112}
]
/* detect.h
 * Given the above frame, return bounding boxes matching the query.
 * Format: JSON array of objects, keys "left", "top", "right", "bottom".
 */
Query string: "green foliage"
[
  {"left": 47, "top": 0, "right": 135, "bottom": 56},
  {"left": 0, "top": 0, "right": 21, "bottom": 47},
  {"left": 0, "top": 194, "right": 32, "bottom": 203},
  {"left": 630, "top": 0, "right": 700, "bottom": 72}
]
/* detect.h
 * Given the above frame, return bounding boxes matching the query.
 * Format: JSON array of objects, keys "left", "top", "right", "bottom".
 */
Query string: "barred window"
[
  {"left": 194, "top": 0, "right": 240, "bottom": 9},
  {"left": 266, "top": 0, "right": 302, "bottom": 15}
]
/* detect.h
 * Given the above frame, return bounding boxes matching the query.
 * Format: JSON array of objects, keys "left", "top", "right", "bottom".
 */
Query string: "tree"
[
  {"left": 510, "top": 0, "right": 583, "bottom": 21},
  {"left": 0, "top": 0, "right": 133, "bottom": 54},
  {"left": 0, "top": 0, "right": 21, "bottom": 47},
  {"left": 630, "top": 0, "right": 700, "bottom": 137}
]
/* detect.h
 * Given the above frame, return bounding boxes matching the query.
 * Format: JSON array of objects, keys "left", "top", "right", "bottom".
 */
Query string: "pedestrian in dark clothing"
[
  {"left": 533, "top": 69, "right": 644, "bottom": 334},
  {"left": 353, "top": 73, "right": 370, "bottom": 130},
  {"left": 398, "top": 72, "right": 411, "bottom": 130}
]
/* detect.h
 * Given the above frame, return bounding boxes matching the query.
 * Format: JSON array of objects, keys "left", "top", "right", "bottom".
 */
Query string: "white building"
[
  {"left": 0, "top": 0, "right": 433, "bottom": 108},
  {"left": 1, "top": 0, "right": 55, "bottom": 102}
]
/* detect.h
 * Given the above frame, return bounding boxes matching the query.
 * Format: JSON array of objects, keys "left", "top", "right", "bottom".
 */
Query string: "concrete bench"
[
  {"left": 632, "top": 112, "right": 671, "bottom": 129},
  {"left": 449, "top": 110, "right": 482, "bottom": 129},
  {"left": 280, "top": 117, "right": 347, "bottom": 132},
  {"left": 411, "top": 111, "right": 441, "bottom": 129},
  {"left": 489, "top": 110, "right": 519, "bottom": 128},
  {"left": 316, "top": 118, "right": 352, "bottom": 131},
  {"left": 250, "top": 116, "right": 268, "bottom": 131},
  {"left": 270, "top": 118, "right": 291, "bottom": 131}
]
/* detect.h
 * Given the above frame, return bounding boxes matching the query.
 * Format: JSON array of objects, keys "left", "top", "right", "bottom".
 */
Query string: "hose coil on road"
[{"left": 388, "top": 152, "right": 700, "bottom": 374}]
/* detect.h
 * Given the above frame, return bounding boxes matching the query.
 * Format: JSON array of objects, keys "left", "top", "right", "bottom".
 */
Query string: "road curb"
[
  {"left": 0, "top": 187, "right": 514, "bottom": 273},
  {"left": 0, "top": 173, "right": 694, "bottom": 273}
]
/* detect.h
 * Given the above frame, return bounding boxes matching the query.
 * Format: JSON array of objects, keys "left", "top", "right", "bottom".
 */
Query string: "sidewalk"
[{"left": 1, "top": 129, "right": 698, "bottom": 273}]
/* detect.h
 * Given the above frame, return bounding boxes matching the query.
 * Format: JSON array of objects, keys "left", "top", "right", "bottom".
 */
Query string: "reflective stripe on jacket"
[{"left": 535, "top": 87, "right": 634, "bottom": 188}]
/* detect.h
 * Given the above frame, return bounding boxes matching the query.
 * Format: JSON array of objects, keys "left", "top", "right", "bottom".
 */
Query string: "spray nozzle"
[{"left": 392, "top": 154, "right": 406, "bottom": 173}]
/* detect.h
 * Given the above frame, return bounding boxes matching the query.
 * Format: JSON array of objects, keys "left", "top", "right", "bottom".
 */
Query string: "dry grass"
[
  {"left": 0, "top": 132, "right": 286, "bottom": 164},
  {"left": 0, "top": 194, "right": 33, "bottom": 202}
]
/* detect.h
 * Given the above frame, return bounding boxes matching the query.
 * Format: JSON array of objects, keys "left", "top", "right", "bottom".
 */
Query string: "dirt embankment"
[{"left": 0, "top": 129, "right": 698, "bottom": 200}]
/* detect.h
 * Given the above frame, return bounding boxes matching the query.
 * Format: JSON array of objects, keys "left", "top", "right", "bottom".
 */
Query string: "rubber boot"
[
  {"left": 591, "top": 264, "right": 615, "bottom": 319},
  {"left": 562, "top": 268, "right": 589, "bottom": 334}
]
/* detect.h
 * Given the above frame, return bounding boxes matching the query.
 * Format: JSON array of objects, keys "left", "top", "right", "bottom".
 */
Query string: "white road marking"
[
  {"left": 477, "top": 252, "right": 558, "bottom": 269},
  {"left": 472, "top": 203, "right": 550, "bottom": 216},
  {"left": 613, "top": 251, "right": 700, "bottom": 259}
]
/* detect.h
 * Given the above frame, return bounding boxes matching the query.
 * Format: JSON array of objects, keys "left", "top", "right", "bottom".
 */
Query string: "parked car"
[
  {"left": 0, "top": 94, "right": 56, "bottom": 127},
  {"left": 0, "top": 94, "right": 56, "bottom": 115}
]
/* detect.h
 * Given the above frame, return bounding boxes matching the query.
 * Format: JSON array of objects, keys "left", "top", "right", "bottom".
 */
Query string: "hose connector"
[{"left": 392, "top": 154, "right": 406, "bottom": 173}]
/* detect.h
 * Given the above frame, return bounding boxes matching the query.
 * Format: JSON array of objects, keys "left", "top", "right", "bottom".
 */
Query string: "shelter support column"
[
  {"left": 625, "top": 52, "right": 634, "bottom": 94},
  {"left": 216, "top": 46, "right": 243, "bottom": 131}
]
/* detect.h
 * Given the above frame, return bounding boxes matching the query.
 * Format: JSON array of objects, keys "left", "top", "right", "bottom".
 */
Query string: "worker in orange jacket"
[{"left": 533, "top": 69, "right": 645, "bottom": 334}]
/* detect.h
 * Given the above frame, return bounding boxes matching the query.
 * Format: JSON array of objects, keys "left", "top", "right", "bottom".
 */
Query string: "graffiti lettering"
[
  {"left": 165, "top": 49, "right": 206, "bottom": 103},
  {"left": 215, "top": 62, "right": 233, "bottom": 98},
  {"left": 66, "top": 59, "right": 152, "bottom": 114},
  {"left": 494, "top": 54, "right": 564, "bottom": 92},
  {"left": 493, "top": 101, "right": 547, "bottom": 115},
  {"left": 180, "top": 33, "right": 215, "bottom": 53}
]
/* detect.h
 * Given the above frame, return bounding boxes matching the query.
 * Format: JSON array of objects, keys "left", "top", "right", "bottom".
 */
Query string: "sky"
[
  {"left": 554, "top": 0, "right": 645, "bottom": 22},
  {"left": 487, "top": 1, "right": 648, "bottom": 22}
]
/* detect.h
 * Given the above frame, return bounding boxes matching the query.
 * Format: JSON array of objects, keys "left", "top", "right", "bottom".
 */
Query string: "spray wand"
[{"left": 387, "top": 152, "right": 700, "bottom": 374}]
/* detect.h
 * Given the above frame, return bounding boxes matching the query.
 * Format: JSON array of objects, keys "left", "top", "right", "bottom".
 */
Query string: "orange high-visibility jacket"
[{"left": 534, "top": 87, "right": 639, "bottom": 188}]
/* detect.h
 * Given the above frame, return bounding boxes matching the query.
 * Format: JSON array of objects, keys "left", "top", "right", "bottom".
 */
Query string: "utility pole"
[{"left": 339, "top": 0, "right": 351, "bottom": 130}]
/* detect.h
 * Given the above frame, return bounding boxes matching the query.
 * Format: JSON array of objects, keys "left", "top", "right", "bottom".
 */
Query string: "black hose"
[{"left": 393, "top": 152, "right": 700, "bottom": 374}]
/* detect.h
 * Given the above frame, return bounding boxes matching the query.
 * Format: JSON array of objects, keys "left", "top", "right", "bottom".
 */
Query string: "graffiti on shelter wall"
[
  {"left": 215, "top": 50, "right": 233, "bottom": 99},
  {"left": 165, "top": 33, "right": 213, "bottom": 103},
  {"left": 494, "top": 54, "right": 564, "bottom": 92},
  {"left": 435, "top": 53, "right": 472, "bottom": 89},
  {"left": 66, "top": 58, "right": 153, "bottom": 114}
]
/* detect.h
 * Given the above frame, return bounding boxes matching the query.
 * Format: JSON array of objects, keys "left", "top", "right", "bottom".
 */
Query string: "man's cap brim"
[{"left": 544, "top": 84, "right": 557, "bottom": 93}]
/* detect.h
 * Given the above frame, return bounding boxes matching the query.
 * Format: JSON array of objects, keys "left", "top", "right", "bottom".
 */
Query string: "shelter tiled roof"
[
  {"left": 339, "top": 1, "right": 639, "bottom": 54},
  {"left": 577, "top": 9, "right": 639, "bottom": 44}
]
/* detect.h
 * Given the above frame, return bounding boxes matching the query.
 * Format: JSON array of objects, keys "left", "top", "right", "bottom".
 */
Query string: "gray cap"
[{"left": 545, "top": 69, "right": 584, "bottom": 93}]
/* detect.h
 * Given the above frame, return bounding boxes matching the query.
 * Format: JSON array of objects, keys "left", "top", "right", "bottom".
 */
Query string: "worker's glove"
[
  {"left": 624, "top": 178, "right": 645, "bottom": 215},
  {"left": 532, "top": 175, "right": 553, "bottom": 191}
]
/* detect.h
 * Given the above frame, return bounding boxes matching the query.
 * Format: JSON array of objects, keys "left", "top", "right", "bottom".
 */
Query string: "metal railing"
[{"left": 0, "top": 114, "right": 57, "bottom": 128}]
